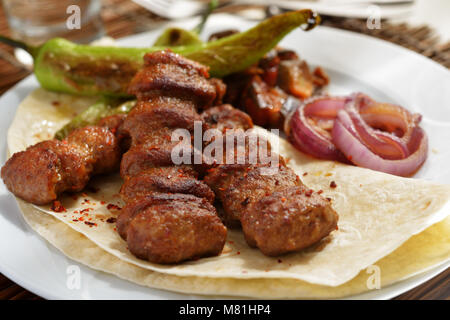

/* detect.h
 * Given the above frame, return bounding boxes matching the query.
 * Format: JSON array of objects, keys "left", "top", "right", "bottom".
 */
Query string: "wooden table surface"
[{"left": 0, "top": 0, "right": 448, "bottom": 300}]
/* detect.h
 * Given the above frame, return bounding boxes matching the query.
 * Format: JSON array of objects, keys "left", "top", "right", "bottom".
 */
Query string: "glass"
[{"left": 2, "top": 0, "right": 104, "bottom": 45}]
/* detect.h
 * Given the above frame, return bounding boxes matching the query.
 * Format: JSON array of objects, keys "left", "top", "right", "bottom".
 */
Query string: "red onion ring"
[
  {"left": 288, "top": 96, "right": 348, "bottom": 162},
  {"left": 332, "top": 110, "right": 428, "bottom": 176},
  {"left": 287, "top": 93, "right": 428, "bottom": 176}
]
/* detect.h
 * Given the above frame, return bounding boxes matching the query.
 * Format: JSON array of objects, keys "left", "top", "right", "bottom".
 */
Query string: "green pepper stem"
[{"left": 0, "top": 35, "right": 38, "bottom": 57}]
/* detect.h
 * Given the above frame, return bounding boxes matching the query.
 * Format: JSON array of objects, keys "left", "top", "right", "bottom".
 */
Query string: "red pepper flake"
[
  {"left": 81, "top": 193, "right": 88, "bottom": 197},
  {"left": 107, "top": 204, "right": 122, "bottom": 211},
  {"left": 52, "top": 101, "right": 60, "bottom": 107},
  {"left": 80, "top": 208, "right": 91, "bottom": 215},
  {"left": 317, "top": 190, "right": 324, "bottom": 194},
  {"left": 106, "top": 217, "right": 117, "bottom": 223},
  {"left": 84, "top": 221, "right": 96, "bottom": 227},
  {"left": 51, "top": 200, "right": 66, "bottom": 213},
  {"left": 100, "top": 201, "right": 106, "bottom": 205},
  {"left": 278, "top": 259, "right": 282, "bottom": 263},
  {"left": 113, "top": 227, "right": 117, "bottom": 231},
  {"left": 347, "top": 155, "right": 353, "bottom": 161},
  {"left": 326, "top": 197, "right": 332, "bottom": 202},
  {"left": 72, "top": 219, "right": 78, "bottom": 222},
  {"left": 330, "top": 181, "right": 337, "bottom": 188},
  {"left": 236, "top": 251, "right": 241, "bottom": 255},
  {"left": 305, "top": 189, "right": 313, "bottom": 197},
  {"left": 281, "top": 197, "right": 286, "bottom": 202},
  {"left": 302, "top": 172, "right": 308, "bottom": 176},
  {"left": 78, "top": 217, "right": 84, "bottom": 221}
]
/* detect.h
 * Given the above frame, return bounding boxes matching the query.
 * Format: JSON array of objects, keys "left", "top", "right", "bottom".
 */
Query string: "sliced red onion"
[
  {"left": 287, "top": 96, "right": 348, "bottom": 162},
  {"left": 287, "top": 92, "right": 428, "bottom": 176},
  {"left": 332, "top": 110, "right": 428, "bottom": 177},
  {"left": 345, "top": 97, "right": 409, "bottom": 160}
]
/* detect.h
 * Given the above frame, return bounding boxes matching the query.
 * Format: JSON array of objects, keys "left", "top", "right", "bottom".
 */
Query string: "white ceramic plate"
[{"left": 0, "top": 14, "right": 449, "bottom": 300}]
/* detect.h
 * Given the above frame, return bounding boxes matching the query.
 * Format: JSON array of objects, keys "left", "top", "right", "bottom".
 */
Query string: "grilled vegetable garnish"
[
  {"left": 153, "top": 0, "right": 219, "bottom": 47},
  {"left": 0, "top": 10, "right": 319, "bottom": 97},
  {"left": 224, "top": 48, "right": 329, "bottom": 129},
  {"left": 54, "top": 99, "right": 136, "bottom": 140}
]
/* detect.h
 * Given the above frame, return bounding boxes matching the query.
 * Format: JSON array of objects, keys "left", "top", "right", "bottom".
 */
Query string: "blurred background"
[
  {"left": 0, "top": 0, "right": 449, "bottom": 300},
  {"left": 0, "top": 0, "right": 449, "bottom": 95}
]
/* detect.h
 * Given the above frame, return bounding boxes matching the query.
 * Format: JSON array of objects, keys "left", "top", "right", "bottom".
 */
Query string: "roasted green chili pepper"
[
  {"left": 153, "top": 0, "right": 218, "bottom": 47},
  {"left": 0, "top": 10, "right": 319, "bottom": 97},
  {"left": 153, "top": 28, "right": 203, "bottom": 47},
  {"left": 54, "top": 98, "right": 136, "bottom": 140}
]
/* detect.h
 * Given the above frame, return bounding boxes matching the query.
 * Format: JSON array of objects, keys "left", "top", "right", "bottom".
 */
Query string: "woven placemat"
[
  {"left": 321, "top": 15, "right": 450, "bottom": 69},
  {"left": 0, "top": 0, "right": 448, "bottom": 300}
]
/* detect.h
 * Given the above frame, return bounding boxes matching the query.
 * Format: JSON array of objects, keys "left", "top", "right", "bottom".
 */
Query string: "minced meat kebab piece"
[
  {"left": 1, "top": 121, "right": 125, "bottom": 205},
  {"left": 201, "top": 105, "right": 338, "bottom": 256},
  {"left": 117, "top": 50, "right": 227, "bottom": 264}
]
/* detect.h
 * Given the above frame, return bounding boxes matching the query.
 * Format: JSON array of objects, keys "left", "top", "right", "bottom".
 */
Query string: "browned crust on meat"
[
  {"left": 241, "top": 186, "right": 338, "bottom": 256},
  {"left": 117, "top": 50, "right": 228, "bottom": 264},
  {"left": 1, "top": 126, "right": 121, "bottom": 205}
]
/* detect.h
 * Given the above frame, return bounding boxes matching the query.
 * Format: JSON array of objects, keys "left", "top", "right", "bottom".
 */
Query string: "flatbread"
[
  {"left": 7, "top": 88, "right": 450, "bottom": 296},
  {"left": 19, "top": 200, "right": 450, "bottom": 298}
]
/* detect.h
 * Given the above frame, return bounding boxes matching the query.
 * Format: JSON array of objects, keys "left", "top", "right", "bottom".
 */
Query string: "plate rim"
[{"left": 0, "top": 14, "right": 449, "bottom": 300}]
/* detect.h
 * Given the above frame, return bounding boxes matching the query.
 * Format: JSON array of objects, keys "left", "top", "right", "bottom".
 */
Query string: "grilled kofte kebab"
[
  {"left": 201, "top": 104, "right": 338, "bottom": 256},
  {"left": 1, "top": 50, "right": 338, "bottom": 262},
  {"left": 116, "top": 51, "right": 227, "bottom": 264},
  {"left": 1, "top": 116, "right": 126, "bottom": 205}
]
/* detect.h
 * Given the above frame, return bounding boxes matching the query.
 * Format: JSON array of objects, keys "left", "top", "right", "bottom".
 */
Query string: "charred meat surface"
[
  {"left": 118, "top": 50, "right": 227, "bottom": 264},
  {"left": 1, "top": 125, "right": 123, "bottom": 205}
]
